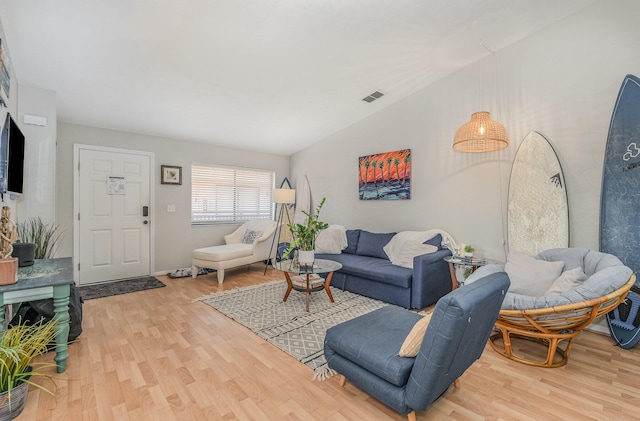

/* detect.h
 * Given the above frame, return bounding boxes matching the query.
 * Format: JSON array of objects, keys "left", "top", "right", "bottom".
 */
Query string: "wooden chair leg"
[
  {"left": 339, "top": 375, "right": 346, "bottom": 387},
  {"left": 407, "top": 410, "right": 417, "bottom": 421}
]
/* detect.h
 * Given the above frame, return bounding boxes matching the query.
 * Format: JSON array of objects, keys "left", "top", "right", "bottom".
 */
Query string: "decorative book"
[{"left": 291, "top": 274, "right": 325, "bottom": 288}]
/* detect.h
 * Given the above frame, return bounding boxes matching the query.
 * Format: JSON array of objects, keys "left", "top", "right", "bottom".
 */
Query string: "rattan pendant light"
[
  {"left": 453, "top": 111, "right": 508, "bottom": 152},
  {"left": 454, "top": 41, "right": 508, "bottom": 153}
]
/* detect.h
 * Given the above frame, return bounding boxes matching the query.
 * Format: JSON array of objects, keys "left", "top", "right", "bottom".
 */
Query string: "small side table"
[
  {"left": 0, "top": 258, "right": 72, "bottom": 373},
  {"left": 444, "top": 256, "right": 490, "bottom": 289}
]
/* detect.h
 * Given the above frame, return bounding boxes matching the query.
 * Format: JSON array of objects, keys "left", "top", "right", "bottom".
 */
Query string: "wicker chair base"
[{"left": 490, "top": 327, "right": 577, "bottom": 368}]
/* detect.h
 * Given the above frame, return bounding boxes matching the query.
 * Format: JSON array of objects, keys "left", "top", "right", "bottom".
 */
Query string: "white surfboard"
[
  {"left": 508, "top": 131, "right": 569, "bottom": 256},
  {"left": 293, "top": 175, "right": 311, "bottom": 226}
]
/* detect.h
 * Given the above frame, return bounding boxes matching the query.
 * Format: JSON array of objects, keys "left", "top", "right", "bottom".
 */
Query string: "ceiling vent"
[{"left": 362, "top": 91, "right": 384, "bottom": 103}]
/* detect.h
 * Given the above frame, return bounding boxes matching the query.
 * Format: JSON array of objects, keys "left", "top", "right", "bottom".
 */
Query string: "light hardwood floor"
[{"left": 21, "top": 264, "right": 640, "bottom": 420}]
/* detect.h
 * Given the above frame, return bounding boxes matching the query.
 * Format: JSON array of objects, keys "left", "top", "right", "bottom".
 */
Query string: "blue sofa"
[{"left": 316, "top": 229, "right": 453, "bottom": 309}]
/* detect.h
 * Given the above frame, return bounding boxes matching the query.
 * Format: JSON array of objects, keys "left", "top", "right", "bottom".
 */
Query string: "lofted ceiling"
[{"left": 1, "top": 0, "right": 595, "bottom": 155}]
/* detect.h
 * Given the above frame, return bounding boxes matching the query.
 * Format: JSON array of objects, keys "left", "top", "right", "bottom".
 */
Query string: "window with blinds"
[{"left": 191, "top": 164, "right": 275, "bottom": 224}]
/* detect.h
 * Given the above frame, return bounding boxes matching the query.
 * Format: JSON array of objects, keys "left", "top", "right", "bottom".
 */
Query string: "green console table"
[{"left": 0, "top": 257, "right": 72, "bottom": 373}]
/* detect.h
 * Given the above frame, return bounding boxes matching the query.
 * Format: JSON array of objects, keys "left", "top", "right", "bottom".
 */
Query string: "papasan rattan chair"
[{"left": 466, "top": 248, "right": 635, "bottom": 368}]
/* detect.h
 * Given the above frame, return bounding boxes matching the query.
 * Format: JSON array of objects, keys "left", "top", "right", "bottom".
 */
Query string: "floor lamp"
[{"left": 264, "top": 188, "right": 296, "bottom": 274}]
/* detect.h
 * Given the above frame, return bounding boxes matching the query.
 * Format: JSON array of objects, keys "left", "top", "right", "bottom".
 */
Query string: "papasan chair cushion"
[{"left": 465, "top": 248, "right": 633, "bottom": 310}]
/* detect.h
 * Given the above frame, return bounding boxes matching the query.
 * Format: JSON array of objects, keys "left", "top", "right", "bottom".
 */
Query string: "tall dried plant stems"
[{"left": 16, "top": 217, "right": 64, "bottom": 259}]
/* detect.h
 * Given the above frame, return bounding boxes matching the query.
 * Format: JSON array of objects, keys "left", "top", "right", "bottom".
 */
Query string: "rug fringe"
[{"left": 312, "top": 364, "right": 337, "bottom": 382}]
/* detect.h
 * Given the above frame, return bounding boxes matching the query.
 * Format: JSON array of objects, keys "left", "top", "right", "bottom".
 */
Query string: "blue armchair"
[{"left": 324, "top": 272, "right": 509, "bottom": 420}]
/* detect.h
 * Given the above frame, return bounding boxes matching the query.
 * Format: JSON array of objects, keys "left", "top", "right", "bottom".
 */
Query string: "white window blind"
[{"left": 191, "top": 164, "right": 275, "bottom": 224}]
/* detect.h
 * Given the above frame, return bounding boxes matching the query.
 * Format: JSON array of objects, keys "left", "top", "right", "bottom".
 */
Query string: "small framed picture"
[{"left": 161, "top": 165, "right": 182, "bottom": 185}]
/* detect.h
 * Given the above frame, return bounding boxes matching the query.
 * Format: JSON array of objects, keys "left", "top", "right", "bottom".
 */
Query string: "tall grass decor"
[
  {"left": 16, "top": 217, "right": 64, "bottom": 259},
  {"left": 0, "top": 319, "right": 58, "bottom": 418}
]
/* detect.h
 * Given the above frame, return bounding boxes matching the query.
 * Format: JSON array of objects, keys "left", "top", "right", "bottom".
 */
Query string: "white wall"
[
  {"left": 16, "top": 84, "right": 57, "bottom": 224},
  {"left": 291, "top": 0, "right": 640, "bottom": 262},
  {"left": 56, "top": 122, "right": 290, "bottom": 272}
]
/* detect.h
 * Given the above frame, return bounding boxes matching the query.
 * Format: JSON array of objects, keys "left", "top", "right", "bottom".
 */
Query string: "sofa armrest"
[
  {"left": 252, "top": 228, "right": 278, "bottom": 260},
  {"left": 224, "top": 227, "right": 245, "bottom": 245},
  {"left": 411, "top": 249, "right": 453, "bottom": 308}
]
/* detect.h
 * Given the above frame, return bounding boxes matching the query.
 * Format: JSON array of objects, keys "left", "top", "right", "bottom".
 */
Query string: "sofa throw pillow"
[
  {"left": 395, "top": 241, "right": 438, "bottom": 269},
  {"left": 399, "top": 312, "right": 433, "bottom": 357},
  {"left": 355, "top": 231, "right": 396, "bottom": 259},
  {"left": 505, "top": 250, "right": 564, "bottom": 297},
  {"left": 423, "top": 234, "right": 443, "bottom": 250},
  {"left": 343, "top": 230, "right": 361, "bottom": 255},
  {"left": 545, "top": 267, "right": 588, "bottom": 296},
  {"left": 241, "top": 229, "right": 263, "bottom": 244}
]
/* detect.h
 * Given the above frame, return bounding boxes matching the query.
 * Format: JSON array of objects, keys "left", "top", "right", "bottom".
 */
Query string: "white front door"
[{"left": 74, "top": 146, "right": 153, "bottom": 285}]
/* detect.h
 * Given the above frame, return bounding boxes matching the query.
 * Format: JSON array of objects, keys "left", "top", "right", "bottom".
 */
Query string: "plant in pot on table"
[
  {"left": 0, "top": 319, "right": 58, "bottom": 420},
  {"left": 464, "top": 245, "right": 475, "bottom": 258},
  {"left": 463, "top": 246, "right": 476, "bottom": 279},
  {"left": 283, "top": 197, "right": 328, "bottom": 266},
  {"left": 14, "top": 217, "right": 65, "bottom": 266}
]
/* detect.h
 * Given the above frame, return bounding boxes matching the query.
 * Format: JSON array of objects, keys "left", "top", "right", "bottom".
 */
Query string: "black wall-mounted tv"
[{"left": 0, "top": 113, "right": 25, "bottom": 197}]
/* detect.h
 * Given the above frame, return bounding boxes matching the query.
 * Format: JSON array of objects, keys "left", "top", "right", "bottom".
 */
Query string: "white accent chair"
[{"left": 192, "top": 219, "right": 278, "bottom": 284}]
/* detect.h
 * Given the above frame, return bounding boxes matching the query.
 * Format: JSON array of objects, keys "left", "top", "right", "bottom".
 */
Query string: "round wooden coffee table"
[{"left": 273, "top": 258, "right": 343, "bottom": 312}]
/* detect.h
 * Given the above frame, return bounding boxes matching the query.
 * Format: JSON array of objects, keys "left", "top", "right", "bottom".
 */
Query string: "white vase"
[{"left": 298, "top": 250, "right": 315, "bottom": 265}]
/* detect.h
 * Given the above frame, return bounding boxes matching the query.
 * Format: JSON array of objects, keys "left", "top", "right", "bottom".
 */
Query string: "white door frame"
[{"left": 73, "top": 144, "right": 155, "bottom": 285}]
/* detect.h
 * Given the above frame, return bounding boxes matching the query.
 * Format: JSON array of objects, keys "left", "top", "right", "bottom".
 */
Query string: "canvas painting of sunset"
[{"left": 358, "top": 149, "right": 411, "bottom": 200}]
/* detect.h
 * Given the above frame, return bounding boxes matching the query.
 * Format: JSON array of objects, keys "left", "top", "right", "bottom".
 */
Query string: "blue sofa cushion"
[
  {"left": 424, "top": 234, "right": 442, "bottom": 250},
  {"left": 321, "top": 254, "right": 413, "bottom": 288},
  {"left": 325, "top": 306, "right": 421, "bottom": 387},
  {"left": 344, "top": 229, "right": 361, "bottom": 255},
  {"left": 356, "top": 231, "right": 396, "bottom": 259}
]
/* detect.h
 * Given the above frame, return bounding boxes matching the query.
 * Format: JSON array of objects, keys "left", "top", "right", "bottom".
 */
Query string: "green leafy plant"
[
  {"left": 464, "top": 245, "right": 475, "bottom": 254},
  {"left": 17, "top": 217, "right": 64, "bottom": 259},
  {"left": 0, "top": 319, "right": 58, "bottom": 407},
  {"left": 284, "top": 197, "right": 328, "bottom": 257}
]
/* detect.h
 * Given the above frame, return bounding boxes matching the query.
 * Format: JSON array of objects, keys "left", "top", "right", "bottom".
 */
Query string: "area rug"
[
  {"left": 196, "top": 279, "right": 393, "bottom": 380},
  {"left": 78, "top": 276, "right": 165, "bottom": 300}
]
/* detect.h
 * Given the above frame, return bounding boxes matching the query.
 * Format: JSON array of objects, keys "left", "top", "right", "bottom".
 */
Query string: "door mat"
[
  {"left": 195, "top": 279, "right": 393, "bottom": 380},
  {"left": 78, "top": 276, "right": 165, "bottom": 300}
]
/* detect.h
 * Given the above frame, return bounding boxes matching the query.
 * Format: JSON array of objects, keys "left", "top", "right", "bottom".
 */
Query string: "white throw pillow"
[
  {"left": 505, "top": 250, "right": 564, "bottom": 297},
  {"left": 545, "top": 267, "right": 588, "bottom": 296},
  {"left": 394, "top": 241, "right": 438, "bottom": 269}
]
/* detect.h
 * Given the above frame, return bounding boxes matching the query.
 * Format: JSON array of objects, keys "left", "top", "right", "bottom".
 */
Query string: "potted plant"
[
  {"left": 0, "top": 319, "right": 58, "bottom": 420},
  {"left": 14, "top": 217, "right": 65, "bottom": 266},
  {"left": 283, "top": 197, "right": 328, "bottom": 264},
  {"left": 464, "top": 245, "right": 475, "bottom": 258}
]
